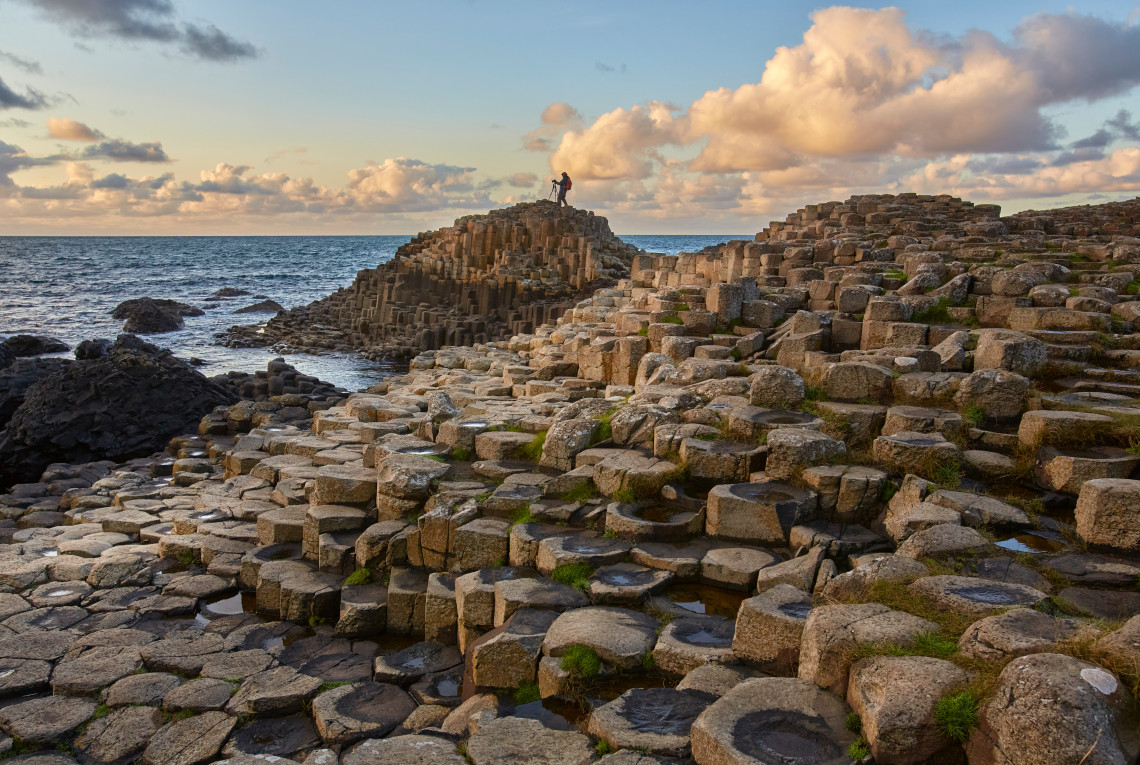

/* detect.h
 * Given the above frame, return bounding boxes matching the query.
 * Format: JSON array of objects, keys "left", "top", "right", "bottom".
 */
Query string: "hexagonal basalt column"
[{"left": 707, "top": 482, "right": 818, "bottom": 544}]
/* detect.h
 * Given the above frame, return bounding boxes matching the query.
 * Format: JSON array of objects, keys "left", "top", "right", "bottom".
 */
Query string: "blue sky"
[{"left": 1, "top": 1, "right": 1139, "bottom": 234}]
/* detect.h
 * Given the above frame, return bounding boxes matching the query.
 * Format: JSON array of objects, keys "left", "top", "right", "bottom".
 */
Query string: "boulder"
[
  {"left": 1075, "top": 478, "right": 1140, "bottom": 553},
  {"left": 3, "top": 335, "right": 69, "bottom": 357},
  {"left": 847, "top": 655, "right": 969, "bottom": 765},
  {"left": 958, "top": 608, "right": 1092, "bottom": 663},
  {"left": 235, "top": 300, "right": 285, "bottom": 314},
  {"left": 798, "top": 604, "right": 938, "bottom": 697},
  {"left": 0, "top": 336, "right": 235, "bottom": 486},
  {"left": 953, "top": 369, "right": 1031, "bottom": 423},
  {"left": 542, "top": 606, "right": 657, "bottom": 670},
  {"left": 466, "top": 716, "right": 596, "bottom": 765},
  {"left": 973, "top": 330, "right": 1047, "bottom": 375},
  {"left": 342, "top": 735, "right": 466, "bottom": 765},
  {"left": 748, "top": 366, "right": 805, "bottom": 408},
  {"left": 967, "top": 653, "right": 1139, "bottom": 765},
  {"left": 588, "top": 687, "right": 712, "bottom": 757},
  {"left": 732, "top": 583, "right": 813, "bottom": 674},
  {"left": 111, "top": 298, "right": 203, "bottom": 334},
  {"left": 690, "top": 677, "right": 855, "bottom": 765},
  {"left": 765, "top": 428, "right": 846, "bottom": 480}
]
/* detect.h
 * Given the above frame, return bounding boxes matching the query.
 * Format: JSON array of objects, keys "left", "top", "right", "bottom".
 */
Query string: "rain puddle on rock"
[
  {"left": 435, "top": 678, "right": 460, "bottom": 697},
  {"left": 660, "top": 583, "right": 746, "bottom": 618},
  {"left": 995, "top": 533, "right": 1068, "bottom": 555},
  {"left": 200, "top": 591, "right": 258, "bottom": 618}
]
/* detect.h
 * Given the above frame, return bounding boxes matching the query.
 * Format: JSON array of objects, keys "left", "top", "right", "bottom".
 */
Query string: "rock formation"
[
  {"left": 0, "top": 193, "right": 1138, "bottom": 764},
  {"left": 0, "top": 335, "right": 236, "bottom": 486},
  {"left": 112, "top": 297, "right": 205, "bottom": 334},
  {"left": 223, "top": 200, "right": 641, "bottom": 359}
]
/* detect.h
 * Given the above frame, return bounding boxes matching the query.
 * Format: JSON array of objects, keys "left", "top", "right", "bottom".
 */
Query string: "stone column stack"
[{"left": 228, "top": 201, "right": 642, "bottom": 360}]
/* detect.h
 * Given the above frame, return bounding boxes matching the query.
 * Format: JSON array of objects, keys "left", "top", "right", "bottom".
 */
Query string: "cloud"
[
  {"left": 595, "top": 61, "right": 626, "bottom": 74},
  {"left": 48, "top": 117, "right": 104, "bottom": 141},
  {"left": 0, "top": 76, "right": 50, "bottom": 110},
  {"left": 18, "top": 0, "right": 259, "bottom": 62},
  {"left": 264, "top": 146, "right": 309, "bottom": 164},
  {"left": 537, "top": 7, "right": 1140, "bottom": 181},
  {"left": 506, "top": 172, "right": 538, "bottom": 189},
  {"left": 80, "top": 139, "right": 170, "bottom": 162},
  {"left": 0, "top": 50, "right": 42, "bottom": 75},
  {"left": 541, "top": 103, "right": 580, "bottom": 126},
  {"left": 902, "top": 147, "right": 1140, "bottom": 200},
  {"left": 0, "top": 140, "right": 58, "bottom": 186},
  {"left": 180, "top": 23, "right": 258, "bottom": 61},
  {"left": 0, "top": 153, "right": 506, "bottom": 225},
  {"left": 345, "top": 158, "right": 495, "bottom": 212},
  {"left": 523, "top": 102, "right": 582, "bottom": 151},
  {"left": 550, "top": 101, "right": 679, "bottom": 180},
  {"left": 0, "top": 118, "right": 33, "bottom": 128},
  {"left": 1107, "top": 109, "right": 1140, "bottom": 140}
]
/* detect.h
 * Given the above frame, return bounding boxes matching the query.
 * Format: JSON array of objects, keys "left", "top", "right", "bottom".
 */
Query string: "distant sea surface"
[{"left": 0, "top": 234, "right": 747, "bottom": 390}]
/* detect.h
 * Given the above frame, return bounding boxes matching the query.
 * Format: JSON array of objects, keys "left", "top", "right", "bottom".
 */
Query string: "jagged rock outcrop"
[
  {"left": 0, "top": 357, "right": 71, "bottom": 428},
  {"left": 223, "top": 201, "right": 641, "bottom": 359},
  {"left": 112, "top": 298, "right": 205, "bottom": 334},
  {"left": 0, "top": 335, "right": 236, "bottom": 486},
  {"left": 2, "top": 334, "right": 69, "bottom": 357}
]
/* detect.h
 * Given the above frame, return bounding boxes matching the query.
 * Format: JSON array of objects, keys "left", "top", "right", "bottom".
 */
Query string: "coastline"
[{"left": 0, "top": 194, "right": 1137, "bottom": 762}]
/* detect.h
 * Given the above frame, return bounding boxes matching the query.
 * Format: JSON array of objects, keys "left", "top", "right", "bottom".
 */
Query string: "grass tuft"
[
  {"left": 560, "top": 481, "right": 598, "bottom": 503},
  {"left": 845, "top": 712, "right": 862, "bottom": 734},
  {"left": 561, "top": 644, "right": 603, "bottom": 679},
  {"left": 345, "top": 568, "right": 372, "bottom": 586},
  {"left": 509, "top": 504, "right": 537, "bottom": 528},
  {"left": 512, "top": 681, "right": 540, "bottom": 704},
  {"left": 934, "top": 690, "right": 979, "bottom": 744},
  {"left": 594, "top": 740, "right": 613, "bottom": 756},
  {"left": 518, "top": 431, "right": 547, "bottom": 462},
  {"left": 913, "top": 297, "right": 955, "bottom": 323},
  {"left": 847, "top": 739, "right": 871, "bottom": 760},
  {"left": 551, "top": 562, "right": 593, "bottom": 592},
  {"left": 590, "top": 407, "right": 619, "bottom": 447},
  {"left": 450, "top": 447, "right": 471, "bottom": 462},
  {"left": 962, "top": 405, "right": 985, "bottom": 428},
  {"left": 318, "top": 680, "right": 350, "bottom": 694}
]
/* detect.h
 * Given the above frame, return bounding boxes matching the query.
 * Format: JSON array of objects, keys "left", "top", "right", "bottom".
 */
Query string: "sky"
[{"left": 1, "top": 1, "right": 1139, "bottom": 235}]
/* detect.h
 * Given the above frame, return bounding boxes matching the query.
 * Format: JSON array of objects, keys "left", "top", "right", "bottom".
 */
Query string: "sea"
[{"left": 0, "top": 234, "right": 748, "bottom": 391}]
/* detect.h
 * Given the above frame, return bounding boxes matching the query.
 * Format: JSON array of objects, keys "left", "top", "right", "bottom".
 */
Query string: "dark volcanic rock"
[
  {"left": 0, "top": 358, "right": 72, "bottom": 428},
  {"left": 75, "top": 338, "right": 114, "bottom": 360},
  {"left": 0, "top": 344, "right": 12, "bottom": 371},
  {"left": 111, "top": 298, "right": 204, "bottom": 334},
  {"left": 210, "top": 288, "right": 251, "bottom": 299},
  {"left": 0, "top": 336, "right": 236, "bottom": 487},
  {"left": 235, "top": 300, "right": 284, "bottom": 315},
  {"left": 3, "top": 335, "right": 69, "bottom": 357}
]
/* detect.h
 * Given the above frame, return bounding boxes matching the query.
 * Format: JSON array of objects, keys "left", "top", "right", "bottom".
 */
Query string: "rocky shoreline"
[
  {"left": 0, "top": 193, "right": 1138, "bottom": 764},
  {"left": 221, "top": 201, "right": 643, "bottom": 361}
]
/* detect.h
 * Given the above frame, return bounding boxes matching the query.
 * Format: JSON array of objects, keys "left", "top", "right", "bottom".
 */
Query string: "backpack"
[{"left": 565, "top": 178, "right": 572, "bottom": 191}]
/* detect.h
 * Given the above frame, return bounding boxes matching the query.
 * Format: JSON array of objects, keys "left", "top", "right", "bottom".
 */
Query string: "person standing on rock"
[{"left": 553, "top": 172, "right": 572, "bottom": 207}]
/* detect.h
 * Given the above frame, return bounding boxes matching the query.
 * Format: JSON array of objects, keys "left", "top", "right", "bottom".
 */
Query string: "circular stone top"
[
  {"left": 909, "top": 575, "right": 1047, "bottom": 614},
  {"left": 729, "top": 482, "right": 809, "bottom": 504},
  {"left": 732, "top": 709, "right": 842, "bottom": 762}
]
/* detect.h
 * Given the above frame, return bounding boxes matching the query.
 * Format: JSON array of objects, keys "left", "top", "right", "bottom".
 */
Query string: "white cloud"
[
  {"left": 0, "top": 153, "right": 502, "bottom": 223},
  {"left": 524, "top": 6, "right": 1140, "bottom": 226}
]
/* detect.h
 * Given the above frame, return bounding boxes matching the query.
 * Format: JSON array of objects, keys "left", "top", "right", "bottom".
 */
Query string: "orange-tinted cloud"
[{"left": 47, "top": 117, "right": 102, "bottom": 141}]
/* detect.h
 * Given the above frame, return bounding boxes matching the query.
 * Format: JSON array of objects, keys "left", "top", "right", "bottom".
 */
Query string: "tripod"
[{"left": 548, "top": 181, "right": 558, "bottom": 200}]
